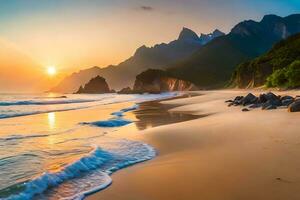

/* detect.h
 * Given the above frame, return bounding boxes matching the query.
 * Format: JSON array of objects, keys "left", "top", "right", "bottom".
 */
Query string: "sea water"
[{"left": 0, "top": 92, "right": 178, "bottom": 200}]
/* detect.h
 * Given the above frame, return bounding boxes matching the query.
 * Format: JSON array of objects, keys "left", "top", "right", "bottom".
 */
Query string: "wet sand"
[{"left": 88, "top": 90, "right": 300, "bottom": 200}]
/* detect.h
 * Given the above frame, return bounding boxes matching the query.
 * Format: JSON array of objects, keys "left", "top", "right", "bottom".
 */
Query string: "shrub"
[
  {"left": 266, "top": 68, "right": 287, "bottom": 87},
  {"left": 266, "top": 60, "right": 300, "bottom": 88},
  {"left": 285, "top": 60, "right": 300, "bottom": 87}
]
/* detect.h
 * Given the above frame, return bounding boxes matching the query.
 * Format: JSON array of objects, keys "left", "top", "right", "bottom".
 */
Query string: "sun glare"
[{"left": 47, "top": 66, "right": 57, "bottom": 76}]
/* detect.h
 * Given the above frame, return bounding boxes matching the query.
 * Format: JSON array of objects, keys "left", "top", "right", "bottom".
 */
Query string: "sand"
[{"left": 87, "top": 90, "right": 300, "bottom": 200}]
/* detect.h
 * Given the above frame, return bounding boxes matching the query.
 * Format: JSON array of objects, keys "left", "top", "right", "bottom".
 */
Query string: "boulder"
[
  {"left": 288, "top": 100, "right": 300, "bottom": 112},
  {"left": 241, "top": 93, "right": 257, "bottom": 106},
  {"left": 234, "top": 96, "right": 244, "bottom": 102},
  {"left": 262, "top": 100, "right": 277, "bottom": 110},
  {"left": 258, "top": 94, "right": 267, "bottom": 103},
  {"left": 265, "top": 92, "right": 281, "bottom": 106},
  {"left": 280, "top": 95, "right": 294, "bottom": 101},
  {"left": 282, "top": 98, "right": 294, "bottom": 107},
  {"left": 232, "top": 96, "right": 244, "bottom": 105}
]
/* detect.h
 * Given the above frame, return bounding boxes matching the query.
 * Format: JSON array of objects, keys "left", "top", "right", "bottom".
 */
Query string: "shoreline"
[
  {"left": 0, "top": 92, "right": 188, "bottom": 199},
  {"left": 87, "top": 90, "right": 300, "bottom": 200}
]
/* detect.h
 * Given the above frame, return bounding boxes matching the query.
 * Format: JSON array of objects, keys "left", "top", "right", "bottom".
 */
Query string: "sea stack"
[{"left": 76, "top": 75, "right": 112, "bottom": 94}]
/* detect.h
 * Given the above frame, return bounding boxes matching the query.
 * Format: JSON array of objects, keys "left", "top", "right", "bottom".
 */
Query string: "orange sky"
[{"left": 0, "top": 1, "right": 298, "bottom": 92}]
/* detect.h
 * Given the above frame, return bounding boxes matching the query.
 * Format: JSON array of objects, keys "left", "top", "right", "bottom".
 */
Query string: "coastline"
[
  {"left": 87, "top": 90, "right": 300, "bottom": 200},
  {"left": 0, "top": 92, "right": 186, "bottom": 199}
]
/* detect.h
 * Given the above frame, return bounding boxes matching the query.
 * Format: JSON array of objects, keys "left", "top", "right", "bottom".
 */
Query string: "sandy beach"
[{"left": 87, "top": 90, "right": 300, "bottom": 200}]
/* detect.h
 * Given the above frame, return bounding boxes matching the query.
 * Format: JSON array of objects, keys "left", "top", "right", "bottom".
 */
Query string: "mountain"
[
  {"left": 76, "top": 75, "right": 112, "bottom": 94},
  {"left": 133, "top": 69, "right": 196, "bottom": 93},
  {"left": 199, "top": 29, "right": 225, "bottom": 45},
  {"left": 167, "top": 14, "right": 300, "bottom": 89},
  {"left": 50, "top": 28, "right": 224, "bottom": 93},
  {"left": 230, "top": 33, "right": 300, "bottom": 88}
]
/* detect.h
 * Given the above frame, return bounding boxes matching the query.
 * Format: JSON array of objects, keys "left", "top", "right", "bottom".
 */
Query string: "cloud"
[{"left": 140, "top": 6, "right": 154, "bottom": 11}]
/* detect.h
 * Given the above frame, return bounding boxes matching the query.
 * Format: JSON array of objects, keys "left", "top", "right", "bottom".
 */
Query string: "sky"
[{"left": 0, "top": 0, "right": 299, "bottom": 91}]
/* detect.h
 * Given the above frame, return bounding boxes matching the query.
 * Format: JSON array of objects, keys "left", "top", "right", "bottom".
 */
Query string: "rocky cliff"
[
  {"left": 76, "top": 76, "right": 112, "bottom": 94},
  {"left": 133, "top": 69, "right": 196, "bottom": 93},
  {"left": 230, "top": 33, "right": 300, "bottom": 88}
]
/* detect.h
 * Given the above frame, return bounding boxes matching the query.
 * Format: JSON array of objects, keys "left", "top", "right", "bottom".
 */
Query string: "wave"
[
  {"left": 0, "top": 98, "right": 108, "bottom": 107},
  {"left": 0, "top": 128, "right": 78, "bottom": 144},
  {"left": 0, "top": 105, "right": 93, "bottom": 119},
  {"left": 0, "top": 92, "right": 180, "bottom": 119},
  {"left": 80, "top": 118, "right": 132, "bottom": 128},
  {"left": 81, "top": 105, "right": 138, "bottom": 128},
  {"left": 2, "top": 140, "right": 156, "bottom": 200}
]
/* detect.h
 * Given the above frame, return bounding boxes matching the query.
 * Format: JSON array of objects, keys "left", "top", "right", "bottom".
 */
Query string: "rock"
[
  {"left": 242, "top": 108, "right": 250, "bottom": 112},
  {"left": 76, "top": 86, "right": 84, "bottom": 94},
  {"left": 118, "top": 87, "right": 133, "bottom": 94},
  {"left": 288, "top": 100, "right": 300, "bottom": 112},
  {"left": 225, "top": 100, "right": 234, "bottom": 103},
  {"left": 249, "top": 103, "right": 262, "bottom": 108},
  {"left": 262, "top": 100, "right": 277, "bottom": 110},
  {"left": 282, "top": 98, "right": 294, "bottom": 107},
  {"left": 232, "top": 96, "right": 244, "bottom": 105},
  {"left": 234, "top": 96, "right": 244, "bottom": 101},
  {"left": 265, "top": 92, "right": 281, "bottom": 106},
  {"left": 265, "top": 104, "right": 277, "bottom": 110},
  {"left": 241, "top": 93, "right": 257, "bottom": 106},
  {"left": 280, "top": 95, "right": 294, "bottom": 101},
  {"left": 76, "top": 76, "right": 111, "bottom": 94},
  {"left": 133, "top": 69, "right": 197, "bottom": 93},
  {"left": 258, "top": 94, "right": 268, "bottom": 103},
  {"left": 228, "top": 102, "right": 234, "bottom": 107}
]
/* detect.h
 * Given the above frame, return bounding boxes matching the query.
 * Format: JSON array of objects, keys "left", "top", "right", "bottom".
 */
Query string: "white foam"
[{"left": 4, "top": 139, "right": 156, "bottom": 200}]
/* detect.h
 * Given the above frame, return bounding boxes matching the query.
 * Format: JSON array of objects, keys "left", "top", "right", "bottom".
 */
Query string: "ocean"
[{"left": 0, "top": 92, "right": 178, "bottom": 200}]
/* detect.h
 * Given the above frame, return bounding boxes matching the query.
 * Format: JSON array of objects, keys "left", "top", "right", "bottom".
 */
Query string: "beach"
[
  {"left": 0, "top": 93, "right": 180, "bottom": 199},
  {"left": 87, "top": 90, "right": 300, "bottom": 200}
]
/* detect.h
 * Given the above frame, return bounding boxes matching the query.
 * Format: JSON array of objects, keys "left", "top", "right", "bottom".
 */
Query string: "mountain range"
[
  {"left": 50, "top": 14, "right": 300, "bottom": 93},
  {"left": 50, "top": 28, "right": 224, "bottom": 93},
  {"left": 167, "top": 14, "right": 300, "bottom": 88}
]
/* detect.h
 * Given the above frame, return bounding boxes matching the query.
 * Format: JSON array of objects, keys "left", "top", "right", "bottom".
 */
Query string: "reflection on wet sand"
[{"left": 133, "top": 96, "right": 203, "bottom": 131}]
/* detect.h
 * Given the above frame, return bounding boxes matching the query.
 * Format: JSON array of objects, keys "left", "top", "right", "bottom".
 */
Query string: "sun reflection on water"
[{"left": 48, "top": 112, "right": 56, "bottom": 129}]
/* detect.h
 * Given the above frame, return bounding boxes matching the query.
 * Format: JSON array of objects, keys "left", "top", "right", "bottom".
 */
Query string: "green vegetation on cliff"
[
  {"left": 231, "top": 33, "right": 300, "bottom": 88},
  {"left": 266, "top": 60, "right": 300, "bottom": 88}
]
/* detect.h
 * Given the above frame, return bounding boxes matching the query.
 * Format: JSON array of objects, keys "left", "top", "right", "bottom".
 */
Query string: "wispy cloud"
[{"left": 140, "top": 6, "right": 154, "bottom": 11}]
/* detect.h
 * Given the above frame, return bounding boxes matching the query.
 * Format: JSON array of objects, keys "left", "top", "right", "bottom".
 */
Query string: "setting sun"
[{"left": 47, "top": 66, "right": 57, "bottom": 76}]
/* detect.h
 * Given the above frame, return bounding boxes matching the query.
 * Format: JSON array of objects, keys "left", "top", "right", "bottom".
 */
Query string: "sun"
[{"left": 47, "top": 66, "right": 57, "bottom": 76}]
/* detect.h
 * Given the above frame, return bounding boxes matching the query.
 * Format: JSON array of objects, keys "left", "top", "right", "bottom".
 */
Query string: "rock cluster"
[{"left": 226, "top": 92, "right": 300, "bottom": 112}]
